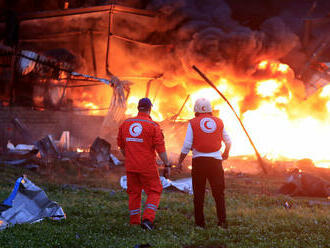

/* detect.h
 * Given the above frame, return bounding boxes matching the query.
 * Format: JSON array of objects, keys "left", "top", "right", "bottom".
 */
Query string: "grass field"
[{"left": 0, "top": 163, "right": 329, "bottom": 248}]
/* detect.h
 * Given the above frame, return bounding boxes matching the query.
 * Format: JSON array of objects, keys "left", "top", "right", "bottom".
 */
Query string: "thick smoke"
[
  {"left": 114, "top": 0, "right": 329, "bottom": 119},
  {"left": 117, "top": 1, "right": 329, "bottom": 77},
  {"left": 117, "top": 0, "right": 306, "bottom": 79},
  {"left": 3, "top": 0, "right": 329, "bottom": 118}
]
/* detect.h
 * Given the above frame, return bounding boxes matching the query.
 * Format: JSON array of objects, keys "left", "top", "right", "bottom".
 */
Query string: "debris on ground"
[
  {"left": 90, "top": 137, "right": 122, "bottom": 167},
  {"left": 0, "top": 176, "right": 65, "bottom": 230},
  {"left": 0, "top": 147, "right": 38, "bottom": 167},
  {"left": 278, "top": 168, "right": 330, "bottom": 197},
  {"left": 90, "top": 137, "right": 111, "bottom": 166},
  {"left": 120, "top": 176, "right": 193, "bottom": 194},
  {"left": 37, "top": 135, "right": 60, "bottom": 160}
]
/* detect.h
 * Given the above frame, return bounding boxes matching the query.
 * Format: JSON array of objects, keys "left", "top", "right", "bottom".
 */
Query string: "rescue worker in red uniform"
[
  {"left": 117, "top": 97, "right": 170, "bottom": 230},
  {"left": 178, "top": 98, "right": 231, "bottom": 228}
]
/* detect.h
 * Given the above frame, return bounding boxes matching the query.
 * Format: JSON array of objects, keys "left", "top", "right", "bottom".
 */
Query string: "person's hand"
[
  {"left": 177, "top": 162, "right": 183, "bottom": 171},
  {"left": 163, "top": 166, "right": 171, "bottom": 179},
  {"left": 222, "top": 152, "right": 229, "bottom": 160}
]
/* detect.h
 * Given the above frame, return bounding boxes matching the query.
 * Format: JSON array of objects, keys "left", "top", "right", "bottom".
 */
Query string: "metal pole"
[
  {"left": 105, "top": 4, "right": 114, "bottom": 77},
  {"left": 171, "top": 94, "right": 190, "bottom": 121},
  {"left": 192, "top": 65, "right": 267, "bottom": 174}
]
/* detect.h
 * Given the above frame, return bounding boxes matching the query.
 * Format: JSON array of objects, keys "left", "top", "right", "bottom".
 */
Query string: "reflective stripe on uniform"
[
  {"left": 145, "top": 203, "right": 158, "bottom": 212},
  {"left": 129, "top": 209, "right": 141, "bottom": 215},
  {"left": 125, "top": 118, "right": 158, "bottom": 126},
  {"left": 126, "top": 137, "right": 144, "bottom": 142}
]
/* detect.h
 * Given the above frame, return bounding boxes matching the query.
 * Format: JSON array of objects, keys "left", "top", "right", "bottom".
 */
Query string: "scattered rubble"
[
  {"left": 90, "top": 137, "right": 111, "bottom": 166},
  {"left": 279, "top": 169, "right": 330, "bottom": 198},
  {"left": 90, "top": 137, "right": 122, "bottom": 167},
  {"left": 37, "top": 135, "right": 60, "bottom": 160},
  {"left": 1, "top": 131, "right": 123, "bottom": 176},
  {"left": 0, "top": 147, "right": 38, "bottom": 167}
]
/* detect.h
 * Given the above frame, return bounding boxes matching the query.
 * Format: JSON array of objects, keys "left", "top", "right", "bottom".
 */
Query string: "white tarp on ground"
[
  {"left": 0, "top": 177, "right": 65, "bottom": 230},
  {"left": 120, "top": 176, "right": 193, "bottom": 195}
]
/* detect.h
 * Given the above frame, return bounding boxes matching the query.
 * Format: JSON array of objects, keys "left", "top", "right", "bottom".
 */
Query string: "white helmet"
[{"left": 194, "top": 98, "right": 212, "bottom": 113}]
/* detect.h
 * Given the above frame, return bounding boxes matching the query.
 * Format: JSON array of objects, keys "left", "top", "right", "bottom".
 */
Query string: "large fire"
[
  {"left": 122, "top": 60, "right": 330, "bottom": 169},
  {"left": 75, "top": 60, "right": 330, "bottom": 169},
  {"left": 4, "top": 0, "right": 329, "bottom": 171}
]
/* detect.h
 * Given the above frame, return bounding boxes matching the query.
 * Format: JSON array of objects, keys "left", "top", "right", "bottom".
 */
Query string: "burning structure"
[{"left": 0, "top": 0, "right": 330, "bottom": 170}]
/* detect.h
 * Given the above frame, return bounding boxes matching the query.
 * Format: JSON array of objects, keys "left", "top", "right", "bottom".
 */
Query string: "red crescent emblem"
[
  {"left": 132, "top": 126, "right": 137, "bottom": 134},
  {"left": 200, "top": 118, "right": 216, "bottom": 133},
  {"left": 129, "top": 123, "right": 143, "bottom": 137},
  {"left": 204, "top": 120, "right": 211, "bottom": 130}
]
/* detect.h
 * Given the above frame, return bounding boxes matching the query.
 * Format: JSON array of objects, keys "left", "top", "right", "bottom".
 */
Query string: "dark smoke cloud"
[
  {"left": 127, "top": 0, "right": 304, "bottom": 82},
  {"left": 3, "top": 0, "right": 329, "bottom": 118},
  {"left": 4, "top": 0, "right": 329, "bottom": 81}
]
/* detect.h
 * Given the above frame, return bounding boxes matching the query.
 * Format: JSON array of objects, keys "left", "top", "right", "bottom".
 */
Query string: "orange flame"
[
  {"left": 77, "top": 60, "right": 330, "bottom": 168},
  {"left": 256, "top": 79, "right": 282, "bottom": 97},
  {"left": 76, "top": 148, "right": 84, "bottom": 153}
]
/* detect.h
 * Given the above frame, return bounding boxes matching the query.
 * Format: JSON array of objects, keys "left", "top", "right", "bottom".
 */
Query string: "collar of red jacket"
[
  {"left": 137, "top": 111, "right": 152, "bottom": 120},
  {"left": 195, "top": 112, "right": 212, "bottom": 118}
]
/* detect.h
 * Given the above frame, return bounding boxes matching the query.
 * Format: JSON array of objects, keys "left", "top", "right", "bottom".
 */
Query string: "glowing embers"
[{"left": 76, "top": 148, "right": 89, "bottom": 153}]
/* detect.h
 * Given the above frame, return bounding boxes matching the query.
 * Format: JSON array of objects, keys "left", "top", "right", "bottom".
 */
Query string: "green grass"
[{"left": 0, "top": 165, "right": 329, "bottom": 248}]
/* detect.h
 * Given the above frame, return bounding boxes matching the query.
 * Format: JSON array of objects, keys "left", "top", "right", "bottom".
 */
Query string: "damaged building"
[{"left": 0, "top": 3, "right": 159, "bottom": 150}]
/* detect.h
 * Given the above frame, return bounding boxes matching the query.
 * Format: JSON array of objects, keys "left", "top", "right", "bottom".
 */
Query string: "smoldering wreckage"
[{"left": 0, "top": 0, "right": 330, "bottom": 232}]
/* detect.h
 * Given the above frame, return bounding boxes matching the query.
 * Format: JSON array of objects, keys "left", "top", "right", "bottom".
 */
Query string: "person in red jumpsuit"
[
  {"left": 117, "top": 97, "right": 170, "bottom": 230},
  {"left": 178, "top": 98, "right": 231, "bottom": 228}
]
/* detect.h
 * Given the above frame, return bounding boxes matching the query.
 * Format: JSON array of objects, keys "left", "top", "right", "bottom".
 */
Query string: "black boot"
[{"left": 141, "top": 219, "right": 154, "bottom": 231}]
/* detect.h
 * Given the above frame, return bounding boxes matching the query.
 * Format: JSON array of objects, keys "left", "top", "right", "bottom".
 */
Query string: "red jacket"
[
  {"left": 117, "top": 112, "right": 166, "bottom": 174},
  {"left": 190, "top": 113, "right": 224, "bottom": 153}
]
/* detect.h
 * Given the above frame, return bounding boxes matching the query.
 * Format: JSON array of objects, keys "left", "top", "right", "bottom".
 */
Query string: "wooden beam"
[{"left": 17, "top": 4, "right": 157, "bottom": 21}]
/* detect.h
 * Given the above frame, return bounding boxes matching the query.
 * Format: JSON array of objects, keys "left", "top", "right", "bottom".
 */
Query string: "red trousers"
[{"left": 126, "top": 171, "right": 162, "bottom": 224}]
